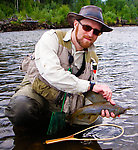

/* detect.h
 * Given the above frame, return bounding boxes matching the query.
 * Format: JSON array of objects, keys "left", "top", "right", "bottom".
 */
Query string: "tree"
[
  {"left": 72, "top": 0, "right": 91, "bottom": 13},
  {"left": 121, "top": 4, "right": 131, "bottom": 21}
]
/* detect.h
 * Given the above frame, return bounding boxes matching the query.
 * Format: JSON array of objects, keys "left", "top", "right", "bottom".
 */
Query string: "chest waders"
[{"left": 47, "top": 51, "right": 86, "bottom": 135}]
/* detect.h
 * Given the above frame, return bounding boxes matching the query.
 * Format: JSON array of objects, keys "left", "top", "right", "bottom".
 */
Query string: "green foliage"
[
  {"left": 103, "top": 11, "right": 117, "bottom": 25},
  {"left": 129, "top": 4, "right": 137, "bottom": 19},
  {"left": 15, "top": 13, "right": 26, "bottom": 22},
  {"left": 0, "top": 0, "right": 137, "bottom": 26},
  {"left": 31, "top": 2, "right": 70, "bottom": 26},
  {"left": 102, "top": 0, "right": 138, "bottom": 24},
  {"left": 31, "top": 6, "right": 52, "bottom": 23},
  {"left": 121, "top": 5, "right": 131, "bottom": 21},
  {"left": 0, "top": 1, "right": 15, "bottom": 19},
  {"left": 0, "top": 8, "right": 6, "bottom": 20},
  {"left": 51, "top": 5, "right": 70, "bottom": 26},
  {"left": 18, "top": 0, "right": 34, "bottom": 13},
  {"left": 71, "top": 0, "right": 90, "bottom": 13}
]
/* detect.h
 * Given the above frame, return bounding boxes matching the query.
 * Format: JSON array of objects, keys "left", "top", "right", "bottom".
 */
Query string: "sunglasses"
[{"left": 78, "top": 20, "right": 102, "bottom": 36}]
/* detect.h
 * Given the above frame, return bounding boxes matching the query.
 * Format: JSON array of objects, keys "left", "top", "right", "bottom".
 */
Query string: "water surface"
[{"left": 0, "top": 27, "right": 138, "bottom": 150}]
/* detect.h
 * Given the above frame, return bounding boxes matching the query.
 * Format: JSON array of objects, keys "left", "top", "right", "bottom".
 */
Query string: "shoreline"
[
  {"left": 0, "top": 21, "right": 71, "bottom": 33},
  {"left": 0, "top": 21, "right": 137, "bottom": 33}
]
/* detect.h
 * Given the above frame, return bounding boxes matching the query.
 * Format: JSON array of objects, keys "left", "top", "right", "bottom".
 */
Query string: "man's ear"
[{"left": 73, "top": 20, "right": 78, "bottom": 29}]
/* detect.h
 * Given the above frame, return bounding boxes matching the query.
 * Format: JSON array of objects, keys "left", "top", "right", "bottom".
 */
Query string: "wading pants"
[
  {"left": 5, "top": 75, "right": 51, "bottom": 128},
  {"left": 5, "top": 75, "right": 102, "bottom": 129}
]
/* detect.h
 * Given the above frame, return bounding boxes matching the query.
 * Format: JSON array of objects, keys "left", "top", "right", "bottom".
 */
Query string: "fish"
[
  {"left": 72, "top": 102, "right": 128, "bottom": 117},
  {"left": 84, "top": 91, "right": 107, "bottom": 103},
  {"left": 69, "top": 91, "right": 130, "bottom": 125}
]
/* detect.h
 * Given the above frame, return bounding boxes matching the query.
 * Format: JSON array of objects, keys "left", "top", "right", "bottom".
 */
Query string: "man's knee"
[{"left": 5, "top": 95, "right": 48, "bottom": 127}]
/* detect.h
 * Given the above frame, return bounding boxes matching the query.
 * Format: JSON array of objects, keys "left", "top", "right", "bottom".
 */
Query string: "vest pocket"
[{"left": 32, "top": 77, "right": 59, "bottom": 101}]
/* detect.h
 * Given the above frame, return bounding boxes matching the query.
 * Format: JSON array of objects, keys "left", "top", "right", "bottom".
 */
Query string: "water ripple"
[{"left": 0, "top": 27, "right": 138, "bottom": 149}]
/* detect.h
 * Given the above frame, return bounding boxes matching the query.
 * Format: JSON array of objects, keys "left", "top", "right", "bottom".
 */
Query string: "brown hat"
[{"left": 67, "top": 5, "right": 113, "bottom": 32}]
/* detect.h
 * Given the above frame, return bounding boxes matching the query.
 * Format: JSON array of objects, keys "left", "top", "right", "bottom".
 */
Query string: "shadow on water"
[
  {"left": 0, "top": 27, "right": 138, "bottom": 149},
  {"left": 12, "top": 125, "right": 113, "bottom": 150},
  {"left": 0, "top": 119, "right": 110, "bottom": 150}
]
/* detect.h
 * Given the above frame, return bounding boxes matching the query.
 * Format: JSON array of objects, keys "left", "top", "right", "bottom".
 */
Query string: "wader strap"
[{"left": 75, "top": 52, "right": 86, "bottom": 77}]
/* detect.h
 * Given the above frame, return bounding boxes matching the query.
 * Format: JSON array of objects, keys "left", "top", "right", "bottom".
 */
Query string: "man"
[{"left": 5, "top": 5, "right": 115, "bottom": 132}]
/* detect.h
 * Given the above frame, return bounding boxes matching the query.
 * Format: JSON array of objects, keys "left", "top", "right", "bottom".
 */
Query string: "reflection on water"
[{"left": 0, "top": 27, "right": 138, "bottom": 150}]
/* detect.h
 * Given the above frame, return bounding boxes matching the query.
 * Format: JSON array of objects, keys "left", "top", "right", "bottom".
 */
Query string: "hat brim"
[{"left": 67, "top": 12, "right": 113, "bottom": 32}]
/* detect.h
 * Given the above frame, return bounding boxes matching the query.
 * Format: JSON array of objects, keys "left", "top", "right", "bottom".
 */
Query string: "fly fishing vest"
[{"left": 21, "top": 30, "right": 98, "bottom": 114}]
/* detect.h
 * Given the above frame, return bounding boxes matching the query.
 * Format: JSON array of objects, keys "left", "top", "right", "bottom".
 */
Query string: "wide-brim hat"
[{"left": 67, "top": 5, "right": 113, "bottom": 32}]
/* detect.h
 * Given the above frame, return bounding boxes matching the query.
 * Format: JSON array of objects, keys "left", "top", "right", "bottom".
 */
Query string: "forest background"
[{"left": 0, "top": 0, "right": 138, "bottom": 29}]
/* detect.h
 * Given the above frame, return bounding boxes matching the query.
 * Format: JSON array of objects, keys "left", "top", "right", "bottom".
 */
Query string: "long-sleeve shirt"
[{"left": 35, "top": 29, "right": 96, "bottom": 94}]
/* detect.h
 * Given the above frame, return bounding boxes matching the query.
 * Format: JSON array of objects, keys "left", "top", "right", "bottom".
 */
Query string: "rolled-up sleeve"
[{"left": 35, "top": 30, "right": 90, "bottom": 94}]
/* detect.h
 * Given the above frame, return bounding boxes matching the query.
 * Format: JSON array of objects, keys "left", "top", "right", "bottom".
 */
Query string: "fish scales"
[
  {"left": 69, "top": 91, "right": 130, "bottom": 125},
  {"left": 74, "top": 102, "right": 127, "bottom": 116}
]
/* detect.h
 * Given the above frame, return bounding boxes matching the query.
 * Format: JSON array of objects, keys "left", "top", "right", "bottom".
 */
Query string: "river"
[{"left": 0, "top": 26, "right": 138, "bottom": 150}]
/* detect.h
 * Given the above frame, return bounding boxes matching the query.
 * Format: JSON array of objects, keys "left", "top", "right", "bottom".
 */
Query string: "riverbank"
[
  {"left": 0, "top": 20, "right": 71, "bottom": 32},
  {"left": 0, "top": 17, "right": 137, "bottom": 32}
]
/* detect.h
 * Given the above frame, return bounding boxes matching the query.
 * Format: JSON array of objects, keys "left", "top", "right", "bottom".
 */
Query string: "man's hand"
[
  {"left": 101, "top": 110, "right": 116, "bottom": 118},
  {"left": 92, "top": 84, "right": 116, "bottom": 118}
]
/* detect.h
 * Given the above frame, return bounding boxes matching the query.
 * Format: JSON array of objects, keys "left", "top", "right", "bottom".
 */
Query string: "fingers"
[
  {"left": 101, "top": 110, "right": 116, "bottom": 118},
  {"left": 92, "top": 84, "right": 116, "bottom": 105},
  {"left": 109, "top": 99, "right": 116, "bottom": 105},
  {"left": 102, "top": 88, "right": 112, "bottom": 102},
  {"left": 101, "top": 88, "right": 115, "bottom": 105},
  {"left": 103, "top": 91, "right": 112, "bottom": 102},
  {"left": 93, "top": 84, "right": 112, "bottom": 100},
  {"left": 111, "top": 112, "right": 116, "bottom": 118}
]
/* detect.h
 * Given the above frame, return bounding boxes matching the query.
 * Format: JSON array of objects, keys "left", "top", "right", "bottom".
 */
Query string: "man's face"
[{"left": 74, "top": 19, "right": 102, "bottom": 49}]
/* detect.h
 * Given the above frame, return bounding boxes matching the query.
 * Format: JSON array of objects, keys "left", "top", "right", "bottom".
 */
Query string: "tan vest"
[{"left": 21, "top": 30, "right": 98, "bottom": 114}]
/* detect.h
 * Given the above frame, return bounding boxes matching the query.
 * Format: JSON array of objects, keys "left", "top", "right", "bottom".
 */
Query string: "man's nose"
[{"left": 88, "top": 29, "right": 94, "bottom": 37}]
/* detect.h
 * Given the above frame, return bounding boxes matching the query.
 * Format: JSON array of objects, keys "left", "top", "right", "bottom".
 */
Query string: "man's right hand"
[
  {"left": 92, "top": 84, "right": 113, "bottom": 103},
  {"left": 92, "top": 84, "right": 116, "bottom": 118}
]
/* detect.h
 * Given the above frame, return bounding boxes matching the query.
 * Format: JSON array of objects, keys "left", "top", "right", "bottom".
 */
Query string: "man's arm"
[
  {"left": 35, "top": 30, "right": 116, "bottom": 118},
  {"left": 35, "top": 30, "right": 90, "bottom": 94}
]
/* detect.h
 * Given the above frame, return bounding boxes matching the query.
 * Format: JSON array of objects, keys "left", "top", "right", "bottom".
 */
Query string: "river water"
[{"left": 0, "top": 26, "right": 138, "bottom": 150}]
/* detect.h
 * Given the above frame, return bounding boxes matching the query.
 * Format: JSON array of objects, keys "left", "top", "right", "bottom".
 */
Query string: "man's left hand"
[{"left": 101, "top": 110, "right": 116, "bottom": 118}]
